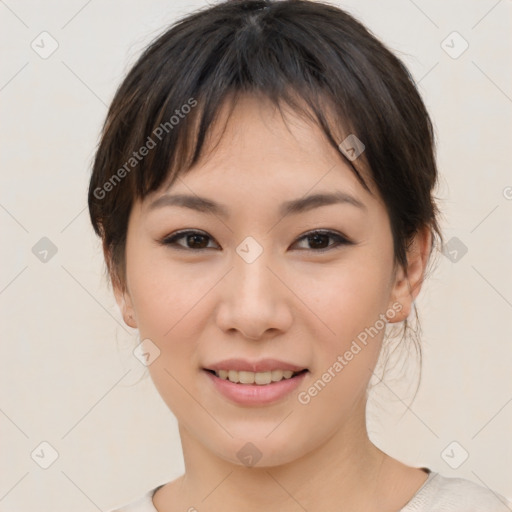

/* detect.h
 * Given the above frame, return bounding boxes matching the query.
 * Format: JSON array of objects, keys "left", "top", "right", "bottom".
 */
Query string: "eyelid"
[
  {"left": 161, "top": 229, "right": 220, "bottom": 250},
  {"left": 292, "top": 229, "right": 354, "bottom": 251},
  {"left": 160, "top": 228, "right": 354, "bottom": 252}
]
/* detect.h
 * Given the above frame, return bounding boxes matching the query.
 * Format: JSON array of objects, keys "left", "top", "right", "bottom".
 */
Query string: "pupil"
[
  {"left": 310, "top": 233, "right": 328, "bottom": 249},
  {"left": 189, "top": 234, "right": 207, "bottom": 248}
]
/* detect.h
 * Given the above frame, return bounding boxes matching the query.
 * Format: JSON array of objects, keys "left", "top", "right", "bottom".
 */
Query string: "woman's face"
[{"left": 115, "top": 94, "right": 422, "bottom": 467}]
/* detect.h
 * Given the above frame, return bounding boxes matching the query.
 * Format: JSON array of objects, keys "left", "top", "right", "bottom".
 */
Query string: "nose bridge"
[
  {"left": 233, "top": 238, "right": 276, "bottom": 306},
  {"left": 215, "top": 236, "right": 291, "bottom": 338}
]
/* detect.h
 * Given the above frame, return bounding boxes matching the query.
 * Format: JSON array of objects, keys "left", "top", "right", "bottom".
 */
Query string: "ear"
[
  {"left": 103, "top": 243, "right": 138, "bottom": 329},
  {"left": 387, "top": 226, "right": 432, "bottom": 323},
  {"left": 112, "top": 279, "right": 138, "bottom": 329}
]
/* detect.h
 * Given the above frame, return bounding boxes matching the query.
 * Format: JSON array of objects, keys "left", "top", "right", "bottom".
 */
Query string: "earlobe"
[
  {"left": 387, "top": 264, "right": 411, "bottom": 323},
  {"left": 103, "top": 243, "right": 138, "bottom": 329},
  {"left": 112, "top": 278, "right": 138, "bottom": 329},
  {"left": 120, "top": 294, "right": 138, "bottom": 329}
]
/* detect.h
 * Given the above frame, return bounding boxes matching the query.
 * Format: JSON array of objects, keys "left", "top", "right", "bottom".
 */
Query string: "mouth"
[
  {"left": 202, "top": 367, "right": 309, "bottom": 405},
  {"left": 203, "top": 368, "right": 309, "bottom": 385}
]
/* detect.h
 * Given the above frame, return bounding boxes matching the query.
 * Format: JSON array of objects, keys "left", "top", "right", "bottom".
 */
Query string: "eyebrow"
[{"left": 148, "top": 191, "right": 366, "bottom": 218}]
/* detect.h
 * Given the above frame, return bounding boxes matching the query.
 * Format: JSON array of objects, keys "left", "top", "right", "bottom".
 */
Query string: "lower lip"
[{"left": 203, "top": 370, "right": 307, "bottom": 406}]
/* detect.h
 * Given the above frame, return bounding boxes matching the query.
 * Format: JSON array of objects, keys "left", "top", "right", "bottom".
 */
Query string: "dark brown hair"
[{"left": 88, "top": 0, "right": 443, "bottom": 388}]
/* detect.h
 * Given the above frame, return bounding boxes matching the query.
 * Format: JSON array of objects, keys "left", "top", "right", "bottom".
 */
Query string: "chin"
[{"left": 200, "top": 429, "right": 312, "bottom": 469}]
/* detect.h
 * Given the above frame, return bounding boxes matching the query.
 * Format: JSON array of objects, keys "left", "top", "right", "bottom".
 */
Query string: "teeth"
[{"left": 215, "top": 369, "right": 298, "bottom": 384}]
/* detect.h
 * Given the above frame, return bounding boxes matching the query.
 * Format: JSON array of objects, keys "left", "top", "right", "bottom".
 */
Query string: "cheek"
[
  {"left": 131, "top": 276, "right": 206, "bottom": 367},
  {"left": 301, "top": 254, "right": 392, "bottom": 386},
  {"left": 307, "top": 254, "right": 391, "bottom": 334},
  {"left": 126, "top": 245, "right": 202, "bottom": 336},
  {"left": 127, "top": 258, "right": 209, "bottom": 413},
  {"left": 126, "top": 251, "right": 224, "bottom": 388}
]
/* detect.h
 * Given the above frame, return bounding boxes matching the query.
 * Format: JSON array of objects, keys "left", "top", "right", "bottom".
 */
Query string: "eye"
[
  {"left": 292, "top": 230, "right": 354, "bottom": 252},
  {"left": 160, "top": 230, "right": 219, "bottom": 250},
  {"left": 160, "top": 229, "right": 353, "bottom": 252}
]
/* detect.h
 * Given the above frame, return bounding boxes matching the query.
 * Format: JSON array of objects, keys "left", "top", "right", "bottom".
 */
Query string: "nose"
[{"left": 214, "top": 250, "right": 293, "bottom": 340}]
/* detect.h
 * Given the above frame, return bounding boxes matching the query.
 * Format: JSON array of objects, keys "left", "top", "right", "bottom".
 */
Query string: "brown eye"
[
  {"left": 160, "top": 229, "right": 353, "bottom": 252},
  {"left": 161, "top": 230, "right": 219, "bottom": 250},
  {"left": 293, "top": 230, "right": 353, "bottom": 252}
]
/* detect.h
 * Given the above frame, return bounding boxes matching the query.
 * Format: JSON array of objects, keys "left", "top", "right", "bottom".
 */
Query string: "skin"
[{"left": 111, "top": 94, "right": 432, "bottom": 511}]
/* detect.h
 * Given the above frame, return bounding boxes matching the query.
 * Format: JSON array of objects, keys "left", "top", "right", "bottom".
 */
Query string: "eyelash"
[{"left": 159, "top": 229, "right": 354, "bottom": 253}]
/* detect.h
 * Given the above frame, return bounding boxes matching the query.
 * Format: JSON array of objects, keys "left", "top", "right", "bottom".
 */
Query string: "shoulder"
[
  {"left": 401, "top": 471, "right": 512, "bottom": 512},
  {"left": 107, "top": 485, "right": 163, "bottom": 512}
]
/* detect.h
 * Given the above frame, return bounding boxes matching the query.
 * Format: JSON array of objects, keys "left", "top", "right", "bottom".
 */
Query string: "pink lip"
[
  {"left": 203, "top": 369, "right": 308, "bottom": 406},
  {"left": 204, "top": 358, "right": 307, "bottom": 373}
]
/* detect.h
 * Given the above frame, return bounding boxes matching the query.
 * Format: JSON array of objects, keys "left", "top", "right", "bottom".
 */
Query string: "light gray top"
[{"left": 109, "top": 469, "right": 512, "bottom": 512}]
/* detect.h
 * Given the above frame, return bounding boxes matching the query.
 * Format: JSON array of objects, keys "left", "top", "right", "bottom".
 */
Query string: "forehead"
[
  {"left": 200, "top": 94, "right": 348, "bottom": 168},
  {"left": 128, "top": 95, "right": 391, "bottom": 247},
  {"left": 146, "top": 93, "right": 377, "bottom": 207}
]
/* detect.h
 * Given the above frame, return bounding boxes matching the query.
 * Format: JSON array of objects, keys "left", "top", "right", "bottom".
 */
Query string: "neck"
[{"left": 167, "top": 404, "right": 389, "bottom": 511}]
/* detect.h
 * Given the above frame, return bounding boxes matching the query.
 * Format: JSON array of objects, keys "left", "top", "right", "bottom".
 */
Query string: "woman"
[{"left": 88, "top": 1, "right": 511, "bottom": 510}]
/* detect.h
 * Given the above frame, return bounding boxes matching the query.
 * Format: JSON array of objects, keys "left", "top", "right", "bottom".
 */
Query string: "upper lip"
[{"left": 204, "top": 358, "right": 308, "bottom": 373}]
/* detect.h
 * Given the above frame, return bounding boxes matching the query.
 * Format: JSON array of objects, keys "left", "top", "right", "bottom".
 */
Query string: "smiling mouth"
[{"left": 204, "top": 368, "right": 308, "bottom": 385}]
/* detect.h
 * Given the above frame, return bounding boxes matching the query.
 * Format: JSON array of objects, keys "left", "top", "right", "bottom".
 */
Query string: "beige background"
[{"left": 1, "top": 0, "right": 511, "bottom": 510}]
